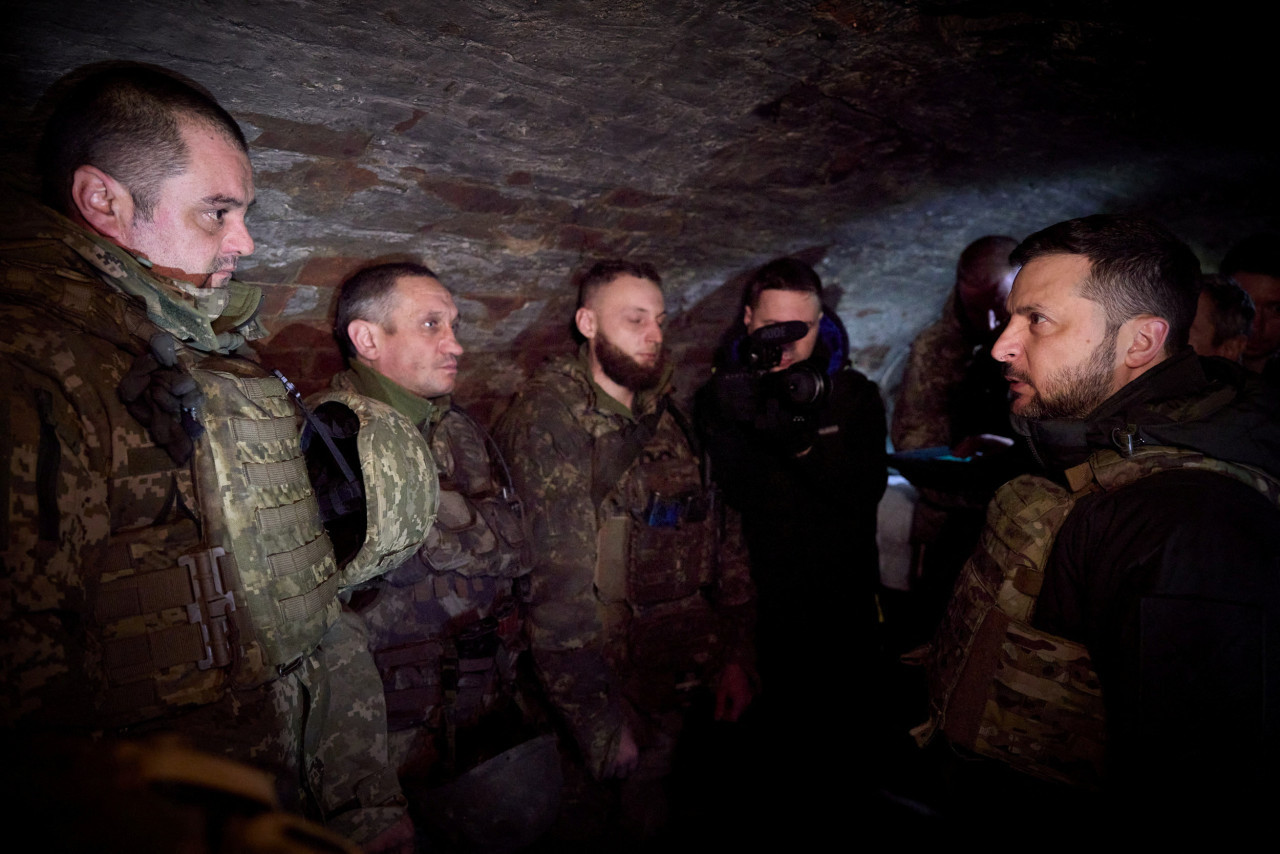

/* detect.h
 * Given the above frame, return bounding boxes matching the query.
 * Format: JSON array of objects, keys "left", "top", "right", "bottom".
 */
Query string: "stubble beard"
[
  {"left": 595, "top": 331, "right": 665, "bottom": 393},
  {"left": 1012, "top": 326, "right": 1118, "bottom": 420}
]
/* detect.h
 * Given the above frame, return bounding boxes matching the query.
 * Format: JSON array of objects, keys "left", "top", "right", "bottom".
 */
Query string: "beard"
[
  {"left": 1010, "top": 326, "right": 1118, "bottom": 420},
  {"left": 595, "top": 330, "right": 665, "bottom": 393}
]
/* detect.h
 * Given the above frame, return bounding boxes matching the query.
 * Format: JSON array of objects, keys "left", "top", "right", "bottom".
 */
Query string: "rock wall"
[{"left": 3, "top": 0, "right": 1275, "bottom": 425}]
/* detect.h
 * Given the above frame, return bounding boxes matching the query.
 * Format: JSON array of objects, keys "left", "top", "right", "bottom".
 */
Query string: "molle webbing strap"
[
  {"left": 244, "top": 457, "right": 309, "bottom": 489},
  {"left": 591, "top": 397, "right": 668, "bottom": 510},
  {"left": 96, "top": 541, "right": 245, "bottom": 702},
  {"left": 279, "top": 571, "right": 340, "bottom": 622},
  {"left": 257, "top": 495, "right": 324, "bottom": 532},
  {"left": 233, "top": 416, "right": 302, "bottom": 444},
  {"left": 103, "top": 624, "right": 209, "bottom": 683},
  {"left": 96, "top": 566, "right": 195, "bottom": 620},
  {"left": 268, "top": 534, "right": 333, "bottom": 578},
  {"left": 238, "top": 375, "right": 287, "bottom": 401}
]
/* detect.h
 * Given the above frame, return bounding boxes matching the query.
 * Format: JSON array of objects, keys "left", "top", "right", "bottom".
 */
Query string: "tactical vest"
[
  {"left": 591, "top": 404, "right": 723, "bottom": 690},
  {"left": 96, "top": 357, "right": 342, "bottom": 723},
  {"left": 306, "top": 388, "right": 439, "bottom": 587},
  {"left": 358, "top": 407, "right": 525, "bottom": 736},
  {"left": 922, "top": 444, "right": 1280, "bottom": 788}
]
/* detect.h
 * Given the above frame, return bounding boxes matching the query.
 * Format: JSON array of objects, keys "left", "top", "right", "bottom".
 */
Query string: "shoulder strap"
[{"left": 590, "top": 396, "right": 669, "bottom": 510}]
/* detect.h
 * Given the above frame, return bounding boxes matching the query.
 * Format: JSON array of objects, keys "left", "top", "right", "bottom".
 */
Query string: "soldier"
[
  {"left": 1220, "top": 233, "right": 1280, "bottom": 377},
  {"left": 314, "top": 262, "right": 550, "bottom": 848},
  {"left": 1187, "top": 273, "right": 1255, "bottom": 362},
  {"left": 892, "top": 235, "right": 1020, "bottom": 452},
  {"left": 493, "top": 259, "right": 756, "bottom": 836},
  {"left": 0, "top": 65, "right": 420, "bottom": 851}
]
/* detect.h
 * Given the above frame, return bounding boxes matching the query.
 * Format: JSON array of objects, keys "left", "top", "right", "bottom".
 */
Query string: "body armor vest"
[
  {"left": 1, "top": 225, "right": 342, "bottom": 729},
  {"left": 922, "top": 444, "right": 1280, "bottom": 788},
  {"left": 591, "top": 405, "right": 723, "bottom": 688},
  {"left": 95, "top": 356, "right": 341, "bottom": 724}
]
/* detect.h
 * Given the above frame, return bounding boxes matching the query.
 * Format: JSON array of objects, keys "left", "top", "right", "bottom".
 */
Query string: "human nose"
[
  {"left": 443, "top": 326, "right": 464, "bottom": 356},
  {"left": 224, "top": 216, "right": 254, "bottom": 257},
  {"left": 991, "top": 321, "right": 1021, "bottom": 363},
  {"left": 647, "top": 319, "right": 663, "bottom": 347}
]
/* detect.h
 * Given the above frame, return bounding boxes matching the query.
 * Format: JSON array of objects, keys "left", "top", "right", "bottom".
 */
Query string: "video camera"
[
  {"left": 736, "top": 320, "right": 830, "bottom": 406},
  {"left": 709, "top": 321, "right": 831, "bottom": 448}
]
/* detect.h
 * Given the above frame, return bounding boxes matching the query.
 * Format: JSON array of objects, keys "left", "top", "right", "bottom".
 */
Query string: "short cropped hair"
[
  {"left": 38, "top": 65, "right": 248, "bottom": 220},
  {"left": 743, "top": 257, "right": 823, "bottom": 309},
  {"left": 334, "top": 262, "right": 439, "bottom": 362},
  {"left": 1011, "top": 214, "right": 1201, "bottom": 352},
  {"left": 1221, "top": 233, "right": 1280, "bottom": 279},
  {"left": 1200, "top": 273, "right": 1256, "bottom": 346},
  {"left": 574, "top": 259, "right": 662, "bottom": 310}
]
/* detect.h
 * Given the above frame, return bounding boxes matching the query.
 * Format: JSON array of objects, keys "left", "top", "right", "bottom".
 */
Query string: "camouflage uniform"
[
  {"left": 0, "top": 200, "right": 406, "bottom": 846},
  {"left": 493, "top": 350, "right": 755, "bottom": 780},
  {"left": 892, "top": 294, "right": 971, "bottom": 451},
  {"left": 317, "top": 367, "right": 531, "bottom": 783}
]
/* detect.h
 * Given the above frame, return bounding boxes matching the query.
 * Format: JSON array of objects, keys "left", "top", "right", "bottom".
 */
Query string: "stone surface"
[{"left": 2, "top": 0, "right": 1275, "bottom": 414}]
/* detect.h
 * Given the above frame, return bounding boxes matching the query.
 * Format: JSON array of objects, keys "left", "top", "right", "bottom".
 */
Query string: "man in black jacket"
[
  {"left": 930, "top": 214, "right": 1280, "bottom": 819},
  {"left": 696, "top": 257, "right": 887, "bottom": 718}
]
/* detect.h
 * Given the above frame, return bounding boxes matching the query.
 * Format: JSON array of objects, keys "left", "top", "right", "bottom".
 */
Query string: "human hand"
[
  {"left": 951, "top": 433, "right": 1014, "bottom": 459},
  {"left": 714, "top": 662, "right": 754, "bottom": 722},
  {"left": 606, "top": 723, "right": 640, "bottom": 779}
]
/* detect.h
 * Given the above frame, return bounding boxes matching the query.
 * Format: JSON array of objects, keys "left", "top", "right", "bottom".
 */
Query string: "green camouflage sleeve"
[
  {"left": 493, "top": 390, "right": 626, "bottom": 779},
  {"left": 711, "top": 502, "right": 758, "bottom": 679},
  {"left": 418, "top": 409, "right": 529, "bottom": 579},
  {"left": 0, "top": 350, "right": 111, "bottom": 725},
  {"left": 890, "top": 316, "right": 970, "bottom": 451}
]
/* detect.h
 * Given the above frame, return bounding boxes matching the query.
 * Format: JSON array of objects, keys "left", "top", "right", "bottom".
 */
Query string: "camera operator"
[{"left": 695, "top": 258, "right": 887, "bottom": 725}]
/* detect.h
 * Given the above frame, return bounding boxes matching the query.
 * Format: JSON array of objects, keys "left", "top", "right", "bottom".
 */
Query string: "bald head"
[{"left": 956, "top": 235, "right": 1019, "bottom": 333}]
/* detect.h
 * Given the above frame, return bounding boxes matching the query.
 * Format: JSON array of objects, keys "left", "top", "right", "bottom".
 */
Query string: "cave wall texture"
[{"left": 3, "top": 0, "right": 1275, "bottom": 426}]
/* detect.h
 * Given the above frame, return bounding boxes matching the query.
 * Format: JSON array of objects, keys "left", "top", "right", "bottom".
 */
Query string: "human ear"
[
  {"left": 575, "top": 306, "right": 597, "bottom": 340},
  {"left": 70, "top": 165, "right": 134, "bottom": 241},
  {"left": 1122, "top": 315, "right": 1171, "bottom": 368},
  {"left": 347, "top": 319, "right": 381, "bottom": 362},
  {"left": 742, "top": 305, "right": 754, "bottom": 328}
]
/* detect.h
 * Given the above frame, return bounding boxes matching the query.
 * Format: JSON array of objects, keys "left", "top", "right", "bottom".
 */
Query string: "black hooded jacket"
[
  {"left": 1028, "top": 349, "right": 1280, "bottom": 809},
  {"left": 694, "top": 312, "right": 887, "bottom": 670}
]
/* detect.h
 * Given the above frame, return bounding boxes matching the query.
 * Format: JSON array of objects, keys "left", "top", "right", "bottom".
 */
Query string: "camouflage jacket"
[
  {"left": 891, "top": 295, "right": 969, "bottom": 450},
  {"left": 493, "top": 351, "right": 755, "bottom": 778},
  {"left": 0, "top": 200, "right": 339, "bottom": 728},
  {"left": 325, "top": 368, "right": 531, "bottom": 735},
  {"left": 892, "top": 293, "right": 1009, "bottom": 451}
]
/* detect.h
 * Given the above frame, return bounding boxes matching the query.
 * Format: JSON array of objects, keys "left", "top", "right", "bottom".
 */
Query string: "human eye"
[{"left": 204, "top": 208, "right": 228, "bottom": 229}]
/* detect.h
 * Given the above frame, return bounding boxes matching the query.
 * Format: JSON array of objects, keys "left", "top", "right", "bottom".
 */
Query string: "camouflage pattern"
[
  {"left": 190, "top": 362, "right": 341, "bottom": 670},
  {"left": 891, "top": 293, "right": 971, "bottom": 451},
  {"left": 322, "top": 369, "right": 532, "bottom": 781},
  {"left": 492, "top": 352, "right": 756, "bottom": 779},
  {"left": 0, "top": 199, "right": 407, "bottom": 843},
  {"left": 306, "top": 386, "right": 439, "bottom": 587},
  {"left": 923, "top": 446, "right": 1280, "bottom": 788}
]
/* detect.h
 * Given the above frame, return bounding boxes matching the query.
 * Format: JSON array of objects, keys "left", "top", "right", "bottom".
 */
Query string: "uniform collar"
[
  {"left": 36, "top": 202, "right": 266, "bottom": 353},
  {"left": 345, "top": 361, "right": 443, "bottom": 428}
]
